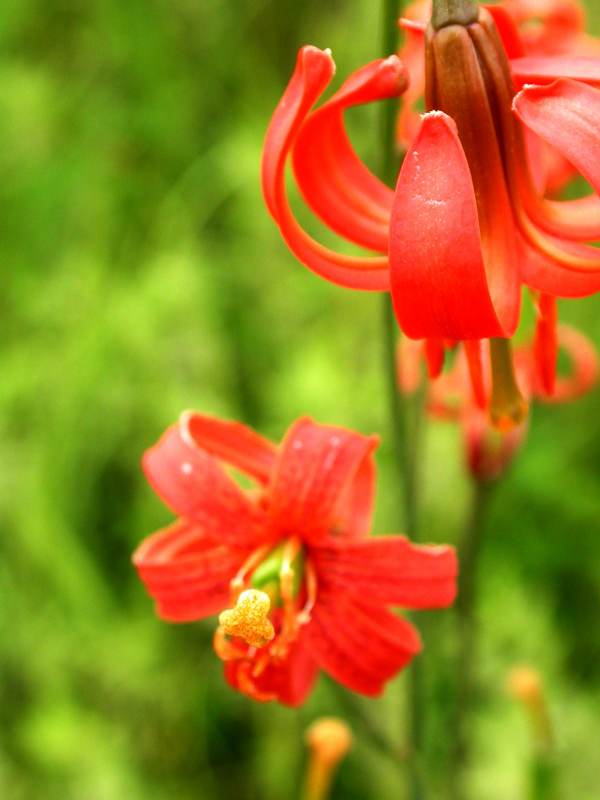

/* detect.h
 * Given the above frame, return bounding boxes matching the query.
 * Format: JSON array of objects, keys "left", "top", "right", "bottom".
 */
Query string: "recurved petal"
[
  {"left": 542, "top": 324, "right": 599, "bottom": 402},
  {"left": 397, "top": 18, "right": 427, "bottom": 148},
  {"left": 268, "top": 418, "right": 378, "bottom": 542},
  {"left": 307, "top": 590, "right": 421, "bottom": 696},
  {"left": 143, "top": 417, "right": 269, "bottom": 548},
  {"left": 486, "top": 4, "right": 526, "bottom": 59},
  {"left": 181, "top": 411, "right": 277, "bottom": 485},
  {"left": 261, "top": 45, "right": 390, "bottom": 291},
  {"left": 293, "top": 57, "right": 405, "bottom": 252},
  {"left": 514, "top": 80, "right": 600, "bottom": 230},
  {"left": 224, "top": 631, "right": 319, "bottom": 707},
  {"left": 133, "top": 520, "right": 244, "bottom": 621},
  {"left": 312, "top": 536, "right": 457, "bottom": 609},
  {"left": 511, "top": 56, "right": 600, "bottom": 87},
  {"left": 389, "top": 111, "right": 520, "bottom": 339},
  {"left": 519, "top": 231, "right": 600, "bottom": 296},
  {"left": 533, "top": 293, "right": 558, "bottom": 395}
]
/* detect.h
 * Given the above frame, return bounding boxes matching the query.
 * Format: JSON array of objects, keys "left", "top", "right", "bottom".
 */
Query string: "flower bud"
[{"left": 303, "top": 718, "right": 353, "bottom": 800}]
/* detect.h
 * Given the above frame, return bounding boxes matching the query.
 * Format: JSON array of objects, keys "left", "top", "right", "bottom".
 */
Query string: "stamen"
[
  {"left": 270, "top": 537, "right": 304, "bottom": 660},
  {"left": 230, "top": 544, "right": 273, "bottom": 598},
  {"left": 218, "top": 589, "right": 275, "bottom": 648},
  {"left": 297, "top": 560, "right": 318, "bottom": 626},
  {"left": 489, "top": 338, "right": 528, "bottom": 431},
  {"left": 213, "top": 627, "right": 245, "bottom": 662}
]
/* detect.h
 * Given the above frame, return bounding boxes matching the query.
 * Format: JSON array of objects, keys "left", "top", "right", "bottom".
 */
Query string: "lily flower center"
[{"left": 213, "top": 536, "right": 317, "bottom": 668}]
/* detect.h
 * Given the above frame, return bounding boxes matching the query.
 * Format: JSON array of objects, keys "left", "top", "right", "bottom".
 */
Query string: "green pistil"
[
  {"left": 251, "top": 544, "right": 304, "bottom": 606},
  {"left": 431, "top": 0, "right": 479, "bottom": 30},
  {"left": 489, "top": 338, "right": 528, "bottom": 431}
]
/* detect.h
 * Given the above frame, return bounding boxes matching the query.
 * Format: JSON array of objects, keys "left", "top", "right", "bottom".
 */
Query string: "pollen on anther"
[{"left": 218, "top": 589, "right": 275, "bottom": 648}]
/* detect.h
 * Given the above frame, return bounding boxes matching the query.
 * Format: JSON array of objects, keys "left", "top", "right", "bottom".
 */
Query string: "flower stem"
[
  {"left": 379, "top": 2, "right": 426, "bottom": 798},
  {"left": 331, "top": 682, "right": 407, "bottom": 765},
  {"left": 450, "top": 478, "right": 496, "bottom": 800}
]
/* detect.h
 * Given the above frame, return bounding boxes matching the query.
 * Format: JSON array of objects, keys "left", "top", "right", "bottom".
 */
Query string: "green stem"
[
  {"left": 450, "top": 478, "right": 496, "bottom": 800},
  {"left": 379, "top": 2, "right": 426, "bottom": 798},
  {"left": 332, "top": 683, "right": 407, "bottom": 765}
]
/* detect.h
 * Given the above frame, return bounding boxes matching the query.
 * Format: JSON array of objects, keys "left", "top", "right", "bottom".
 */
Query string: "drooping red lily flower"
[
  {"left": 133, "top": 413, "right": 457, "bottom": 706},
  {"left": 261, "top": 0, "right": 600, "bottom": 428},
  {"left": 398, "top": 322, "right": 599, "bottom": 480}
]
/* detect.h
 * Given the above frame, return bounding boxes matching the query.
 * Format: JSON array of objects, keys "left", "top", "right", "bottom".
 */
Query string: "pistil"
[{"left": 489, "top": 338, "right": 528, "bottom": 430}]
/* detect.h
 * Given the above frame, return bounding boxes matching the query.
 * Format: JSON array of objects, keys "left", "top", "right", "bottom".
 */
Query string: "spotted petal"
[
  {"left": 143, "top": 416, "right": 269, "bottom": 548},
  {"left": 268, "top": 418, "right": 378, "bottom": 542}
]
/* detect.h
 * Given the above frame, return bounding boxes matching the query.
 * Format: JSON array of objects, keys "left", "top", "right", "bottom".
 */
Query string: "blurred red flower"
[
  {"left": 261, "top": 2, "right": 600, "bottom": 426},
  {"left": 133, "top": 414, "right": 457, "bottom": 706},
  {"left": 398, "top": 323, "right": 599, "bottom": 480}
]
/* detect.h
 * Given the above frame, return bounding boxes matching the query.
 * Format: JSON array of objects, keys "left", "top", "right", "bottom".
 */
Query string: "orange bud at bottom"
[{"left": 303, "top": 718, "right": 353, "bottom": 800}]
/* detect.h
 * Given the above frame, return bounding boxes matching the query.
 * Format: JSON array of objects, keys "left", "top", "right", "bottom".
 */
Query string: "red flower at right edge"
[{"left": 133, "top": 413, "right": 457, "bottom": 706}]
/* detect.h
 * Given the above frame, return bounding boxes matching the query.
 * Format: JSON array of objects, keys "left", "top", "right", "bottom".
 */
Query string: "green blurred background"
[{"left": 1, "top": 1, "right": 600, "bottom": 798}]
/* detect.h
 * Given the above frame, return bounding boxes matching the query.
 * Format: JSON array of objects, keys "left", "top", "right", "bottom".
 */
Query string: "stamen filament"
[{"left": 230, "top": 543, "right": 273, "bottom": 598}]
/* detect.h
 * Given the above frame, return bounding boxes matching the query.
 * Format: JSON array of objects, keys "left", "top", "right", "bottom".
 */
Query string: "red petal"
[
  {"left": 311, "top": 536, "right": 457, "bottom": 609},
  {"left": 519, "top": 232, "right": 600, "bottom": 296},
  {"left": 396, "top": 20, "right": 427, "bottom": 149},
  {"left": 308, "top": 590, "right": 421, "bottom": 696},
  {"left": 182, "top": 412, "right": 276, "bottom": 484},
  {"left": 261, "top": 46, "right": 390, "bottom": 291},
  {"left": 511, "top": 56, "right": 600, "bottom": 88},
  {"left": 424, "top": 339, "right": 445, "bottom": 379},
  {"left": 224, "top": 631, "right": 319, "bottom": 707},
  {"left": 542, "top": 324, "right": 599, "bottom": 402},
  {"left": 143, "top": 417, "right": 269, "bottom": 548},
  {"left": 268, "top": 418, "right": 378, "bottom": 542},
  {"left": 524, "top": 124, "right": 576, "bottom": 196},
  {"left": 293, "top": 58, "right": 406, "bottom": 252},
  {"left": 463, "top": 340, "right": 488, "bottom": 409},
  {"left": 514, "top": 80, "right": 600, "bottom": 241},
  {"left": 533, "top": 294, "right": 558, "bottom": 395},
  {"left": 133, "top": 521, "right": 243, "bottom": 621},
  {"left": 486, "top": 4, "right": 526, "bottom": 59},
  {"left": 389, "top": 112, "right": 520, "bottom": 339}
]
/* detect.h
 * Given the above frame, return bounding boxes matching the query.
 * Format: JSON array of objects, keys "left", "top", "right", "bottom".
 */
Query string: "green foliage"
[{"left": 0, "top": 1, "right": 599, "bottom": 798}]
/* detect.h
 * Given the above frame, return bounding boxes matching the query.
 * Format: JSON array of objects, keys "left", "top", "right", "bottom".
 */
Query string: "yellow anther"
[
  {"left": 305, "top": 718, "right": 353, "bottom": 764},
  {"left": 507, "top": 665, "right": 543, "bottom": 707},
  {"left": 303, "top": 718, "right": 353, "bottom": 800},
  {"left": 218, "top": 589, "right": 275, "bottom": 648}
]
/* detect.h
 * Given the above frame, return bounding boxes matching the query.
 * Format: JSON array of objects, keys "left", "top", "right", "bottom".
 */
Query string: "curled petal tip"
[
  {"left": 399, "top": 17, "right": 426, "bottom": 33},
  {"left": 299, "top": 44, "right": 336, "bottom": 76}
]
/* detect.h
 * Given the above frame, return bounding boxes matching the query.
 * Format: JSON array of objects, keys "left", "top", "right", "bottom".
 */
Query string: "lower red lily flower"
[
  {"left": 398, "top": 323, "right": 599, "bottom": 480},
  {"left": 133, "top": 413, "right": 457, "bottom": 706}
]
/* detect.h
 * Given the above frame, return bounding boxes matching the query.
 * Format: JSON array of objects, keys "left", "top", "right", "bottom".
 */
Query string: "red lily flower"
[
  {"left": 261, "top": 2, "right": 600, "bottom": 426},
  {"left": 133, "top": 413, "right": 457, "bottom": 706},
  {"left": 398, "top": 322, "right": 599, "bottom": 480}
]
